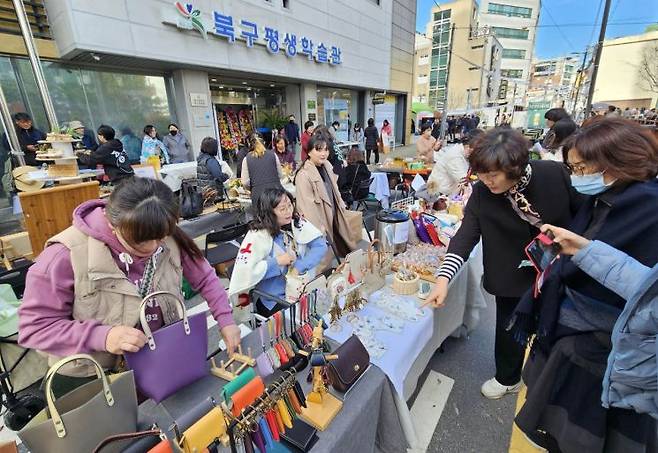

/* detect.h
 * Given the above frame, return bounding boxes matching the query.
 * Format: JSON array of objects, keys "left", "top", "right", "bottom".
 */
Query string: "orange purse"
[{"left": 231, "top": 376, "right": 265, "bottom": 416}]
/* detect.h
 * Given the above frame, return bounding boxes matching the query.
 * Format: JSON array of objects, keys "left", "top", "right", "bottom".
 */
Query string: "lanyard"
[{"left": 274, "top": 311, "right": 282, "bottom": 340}]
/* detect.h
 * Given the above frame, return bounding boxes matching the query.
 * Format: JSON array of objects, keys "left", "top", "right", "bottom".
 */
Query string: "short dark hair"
[
  {"left": 97, "top": 124, "right": 115, "bottom": 140},
  {"left": 420, "top": 124, "right": 432, "bottom": 134},
  {"left": 564, "top": 117, "right": 658, "bottom": 182},
  {"left": 143, "top": 125, "right": 156, "bottom": 136},
  {"left": 332, "top": 121, "right": 340, "bottom": 127},
  {"left": 551, "top": 119, "right": 577, "bottom": 147},
  {"left": 367, "top": 118, "right": 374, "bottom": 127},
  {"left": 347, "top": 147, "right": 365, "bottom": 165},
  {"left": 463, "top": 128, "right": 484, "bottom": 145},
  {"left": 304, "top": 120, "right": 314, "bottom": 130},
  {"left": 168, "top": 123, "right": 179, "bottom": 129},
  {"left": 200, "top": 137, "right": 218, "bottom": 156},
  {"left": 468, "top": 128, "right": 530, "bottom": 179},
  {"left": 13, "top": 112, "right": 31, "bottom": 122},
  {"left": 544, "top": 108, "right": 570, "bottom": 123},
  {"left": 308, "top": 135, "right": 327, "bottom": 154},
  {"left": 608, "top": 105, "right": 616, "bottom": 112},
  {"left": 251, "top": 188, "right": 299, "bottom": 237}
]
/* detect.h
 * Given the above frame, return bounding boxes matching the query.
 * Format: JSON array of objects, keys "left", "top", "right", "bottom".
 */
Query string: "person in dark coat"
[
  {"left": 424, "top": 127, "right": 583, "bottom": 400},
  {"left": 69, "top": 120, "right": 98, "bottom": 151},
  {"left": 364, "top": 118, "right": 379, "bottom": 165},
  {"left": 77, "top": 125, "right": 134, "bottom": 183},
  {"left": 338, "top": 148, "right": 371, "bottom": 206},
  {"left": 1, "top": 112, "right": 46, "bottom": 167},
  {"left": 283, "top": 114, "right": 300, "bottom": 154},
  {"left": 511, "top": 117, "right": 658, "bottom": 453},
  {"left": 241, "top": 133, "right": 283, "bottom": 204},
  {"left": 197, "top": 137, "right": 229, "bottom": 196}
]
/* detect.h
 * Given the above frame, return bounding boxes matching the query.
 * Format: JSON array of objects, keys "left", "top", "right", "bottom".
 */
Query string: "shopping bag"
[
  {"left": 124, "top": 291, "right": 208, "bottom": 403},
  {"left": 180, "top": 179, "right": 203, "bottom": 219},
  {"left": 285, "top": 268, "right": 311, "bottom": 304},
  {"left": 343, "top": 209, "right": 363, "bottom": 243},
  {"left": 19, "top": 354, "right": 138, "bottom": 453}
]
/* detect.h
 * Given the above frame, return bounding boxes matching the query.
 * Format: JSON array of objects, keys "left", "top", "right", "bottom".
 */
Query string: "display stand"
[
  {"left": 209, "top": 345, "right": 255, "bottom": 381},
  {"left": 299, "top": 324, "right": 342, "bottom": 431}
]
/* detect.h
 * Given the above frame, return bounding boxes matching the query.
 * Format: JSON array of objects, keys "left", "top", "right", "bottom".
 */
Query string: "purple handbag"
[
  {"left": 124, "top": 291, "right": 208, "bottom": 403},
  {"left": 412, "top": 216, "right": 432, "bottom": 243}
]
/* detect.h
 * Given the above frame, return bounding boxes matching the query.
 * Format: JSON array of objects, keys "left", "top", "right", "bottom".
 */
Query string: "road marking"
[{"left": 409, "top": 370, "right": 455, "bottom": 452}]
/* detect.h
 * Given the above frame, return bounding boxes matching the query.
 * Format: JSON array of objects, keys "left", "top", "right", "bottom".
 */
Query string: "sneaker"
[{"left": 480, "top": 378, "right": 522, "bottom": 399}]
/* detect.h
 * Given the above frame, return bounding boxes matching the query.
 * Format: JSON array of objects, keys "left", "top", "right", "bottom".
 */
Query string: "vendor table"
[
  {"left": 138, "top": 327, "right": 408, "bottom": 453},
  {"left": 369, "top": 172, "right": 391, "bottom": 209}
]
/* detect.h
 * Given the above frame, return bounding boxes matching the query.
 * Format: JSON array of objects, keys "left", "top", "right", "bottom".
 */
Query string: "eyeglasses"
[{"left": 565, "top": 160, "right": 588, "bottom": 176}]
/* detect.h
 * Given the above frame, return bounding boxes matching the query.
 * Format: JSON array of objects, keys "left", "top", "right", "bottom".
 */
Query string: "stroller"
[{"left": 0, "top": 261, "right": 48, "bottom": 431}]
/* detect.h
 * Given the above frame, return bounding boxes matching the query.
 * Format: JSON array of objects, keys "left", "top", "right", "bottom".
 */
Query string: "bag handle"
[
  {"left": 139, "top": 291, "right": 190, "bottom": 350},
  {"left": 93, "top": 429, "right": 165, "bottom": 453},
  {"left": 43, "top": 354, "right": 114, "bottom": 438}
]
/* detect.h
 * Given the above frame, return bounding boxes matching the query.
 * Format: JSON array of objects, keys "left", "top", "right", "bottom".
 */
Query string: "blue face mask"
[{"left": 570, "top": 171, "right": 615, "bottom": 195}]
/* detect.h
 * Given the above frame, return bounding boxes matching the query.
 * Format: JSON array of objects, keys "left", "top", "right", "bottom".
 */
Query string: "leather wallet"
[
  {"left": 231, "top": 376, "right": 265, "bottom": 416},
  {"left": 280, "top": 419, "right": 318, "bottom": 453},
  {"left": 221, "top": 368, "right": 256, "bottom": 403},
  {"left": 256, "top": 351, "right": 275, "bottom": 377},
  {"left": 326, "top": 334, "right": 370, "bottom": 393},
  {"left": 178, "top": 407, "right": 229, "bottom": 453}
]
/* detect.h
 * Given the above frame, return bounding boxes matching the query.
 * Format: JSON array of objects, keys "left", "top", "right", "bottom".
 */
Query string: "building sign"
[
  {"left": 307, "top": 100, "right": 316, "bottom": 110},
  {"left": 171, "top": 2, "right": 342, "bottom": 65},
  {"left": 189, "top": 92, "right": 209, "bottom": 107},
  {"left": 527, "top": 101, "right": 551, "bottom": 129},
  {"left": 498, "top": 79, "right": 508, "bottom": 100}
]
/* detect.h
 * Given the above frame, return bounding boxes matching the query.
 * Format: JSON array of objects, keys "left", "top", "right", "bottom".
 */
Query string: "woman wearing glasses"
[
  {"left": 511, "top": 117, "right": 658, "bottom": 453},
  {"left": 424, "top": 127, "right": 582, "bottom": 400}
]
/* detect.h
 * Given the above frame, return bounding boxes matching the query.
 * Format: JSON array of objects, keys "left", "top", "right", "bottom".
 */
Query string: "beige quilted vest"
[{"left": 44, "top": 226, "right": 184, "bottom": 377}]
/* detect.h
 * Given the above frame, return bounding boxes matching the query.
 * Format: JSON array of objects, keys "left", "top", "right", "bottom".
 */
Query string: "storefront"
[{"left": 16, "top": 0, "right": 405, "bottom": 155}]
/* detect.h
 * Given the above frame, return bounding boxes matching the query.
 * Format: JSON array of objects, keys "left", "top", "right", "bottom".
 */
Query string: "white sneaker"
[{"left": 480, "top": 378, "right": 522, "bottom": 399}]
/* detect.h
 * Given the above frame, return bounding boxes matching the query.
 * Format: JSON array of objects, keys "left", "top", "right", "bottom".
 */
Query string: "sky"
[{"left": 416, "top": 0, "right": 658, "bottom": 59}]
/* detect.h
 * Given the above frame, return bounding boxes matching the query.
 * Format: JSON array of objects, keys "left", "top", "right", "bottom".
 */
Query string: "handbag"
[
  {"left": 285, "top": 267, "right": 311, "bottom": 304},
  {"left": 19, "top": 354, "right": 138, "bottom": 453},
  {"left": 344, "top": 248, "right": 366, "bottom": 285},
  {"left": 221, "top": 368, "right": 257, "bottom": 404},
  {"left": 362, "top": 240, "right": 386, "bottom": 295},
  {"left": 326, "top": 335, "right": 370, "bottom": 393},
  {"left": 255, "top": 325, "right": 275, "bottom": 377},
  {"left": 178, "top": 407, "right": 229, "bottom": 452},
  {"left": 230, "top": 376, "right": 265, "bottom": 416},
  {"left": 124, "top": 291, "right": 208, "bottom": 403},
  {"left": 180, "top": 179, "right": 203, "bottom": 219},
  {"left": 326, "top": 263, "right": 348, "bottom": 301},
  {"left": 342, "top": 209, "right": 363, "bottom": 244},
  {"left": 93, "top": 429, "right": 172, "bottom": 453}
]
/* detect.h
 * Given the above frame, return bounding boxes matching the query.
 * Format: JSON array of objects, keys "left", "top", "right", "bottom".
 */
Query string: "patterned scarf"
[{"left": 505, "top": 164, "right": 542, "bottom": 228}]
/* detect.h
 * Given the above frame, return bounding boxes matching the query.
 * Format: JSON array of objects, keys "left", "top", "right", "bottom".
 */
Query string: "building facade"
[
  {"left": 477, "top": 0, "right": 540, "bottom": 109},
  {"left": 527, "top": 55, "right": 579, "bottom": 107},
  {"left": 412, "top": 32, "right": 432, "bottom": 104},
  {"left": 0, "top": 0, "right": 416, "bottom": 153},
  {"left": 594, "top": 30, "right": 658, "bottom": 110},
  {"left": 424, "top": 0, "right": 503, "bottom": 112}
]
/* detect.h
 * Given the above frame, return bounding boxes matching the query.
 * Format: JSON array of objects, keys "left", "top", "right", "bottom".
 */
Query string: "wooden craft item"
[{"left": 210, "top": 345, "right": 256, "bottom": 381}]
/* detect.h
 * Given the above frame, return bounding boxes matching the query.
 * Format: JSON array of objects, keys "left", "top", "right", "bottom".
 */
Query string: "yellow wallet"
[{"left": 178, "top": 407, "right": 229, "bottom": 453}]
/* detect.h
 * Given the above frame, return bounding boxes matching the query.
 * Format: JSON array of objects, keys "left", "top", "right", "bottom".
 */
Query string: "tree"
[{"left": 638, "top": 42, "right": 658, "bottom": 94}]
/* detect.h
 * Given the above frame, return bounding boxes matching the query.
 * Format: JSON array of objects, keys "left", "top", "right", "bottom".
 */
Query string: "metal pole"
[
  {"left": 510, "top": 82, "right": 518, "bottom": 125},
  {"left": 584, "top": 0, "right": 613, "bottom": 118},
  {"left": 571, "top": 47, "right": 589, "bottom": 117},
  {"left": 12, "top": 0, "right": 58, "bottom": 131},
  {"left": 0, "top": 84, "right": 26, "bottom": 166},
  {"left": 440, "top": 23, "right": 456, "bottom": 140}
]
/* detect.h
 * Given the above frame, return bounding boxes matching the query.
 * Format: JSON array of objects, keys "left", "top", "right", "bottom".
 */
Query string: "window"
[
  {"left": 488, "top": 3, "right": 532, "bottom": 18},
  {"left": 502, "top": 48, "right": 526, "bottom": 59},
  {"left": 501, "top": 69, "right": 523, "bottom": 78},
  {"left": 492, "top": 27, "right": 529, "bottom": 40},
  {"left": 433, "top": 9, "right": 451, "bottom": 22}
]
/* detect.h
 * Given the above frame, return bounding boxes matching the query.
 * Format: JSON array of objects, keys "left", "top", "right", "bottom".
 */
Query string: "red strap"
[{"left": 274, "top": 311, "right": 281, "bottom": 339}]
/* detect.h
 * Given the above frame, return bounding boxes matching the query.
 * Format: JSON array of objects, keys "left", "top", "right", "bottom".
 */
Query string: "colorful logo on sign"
[{"left": 175, "top": 2, "right": 206, "bottom": 39}]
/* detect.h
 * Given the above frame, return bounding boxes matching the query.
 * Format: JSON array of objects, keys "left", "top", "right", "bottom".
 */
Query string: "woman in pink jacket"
[{"left": 18, "top": 177, "right": 240, "bottom": 395}]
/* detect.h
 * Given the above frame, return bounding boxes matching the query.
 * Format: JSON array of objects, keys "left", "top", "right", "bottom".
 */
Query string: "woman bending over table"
[{"left": 18, "top": 177, "right": 240, "bottom": 395}]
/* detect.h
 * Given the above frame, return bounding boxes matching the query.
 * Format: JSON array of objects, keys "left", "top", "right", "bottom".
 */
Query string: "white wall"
[
  {"left": 171, "top": 69, "right": 215, "bottom": 154},
  {"left": 45, "top": 0, "right": 394, "bottom": 90}
]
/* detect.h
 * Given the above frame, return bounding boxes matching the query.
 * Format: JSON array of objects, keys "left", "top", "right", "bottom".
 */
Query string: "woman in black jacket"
[
  {"left": 338, "top": 148, "right": 371, "bottom": 207},
  {"left": 424, "top": 127, "right": 583, "bottom": 400},
  {"left": 364, "top": 117, "right": 379, "bottom": 165}
]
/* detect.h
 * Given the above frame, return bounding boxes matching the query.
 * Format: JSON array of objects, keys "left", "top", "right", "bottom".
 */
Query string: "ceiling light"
[
  {"left": 247, "top": 87, "right": 252, "bottom": 91},
  {"left": 269, "top": 84, "right": 275, "bottom": 87},
  {"left": 211, "top": 78, "right": 217, "bottom": 82},
  {"left": 219, "top": 85, "right": 224, "bottom": 89},
  {"left": 242, "top": 81, "right": 248, "bottom": 85}
]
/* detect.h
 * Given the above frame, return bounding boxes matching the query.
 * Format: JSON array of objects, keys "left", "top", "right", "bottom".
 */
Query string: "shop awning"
[{"left": 412, "top": 102, "right": 433, "bottom": 114}]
